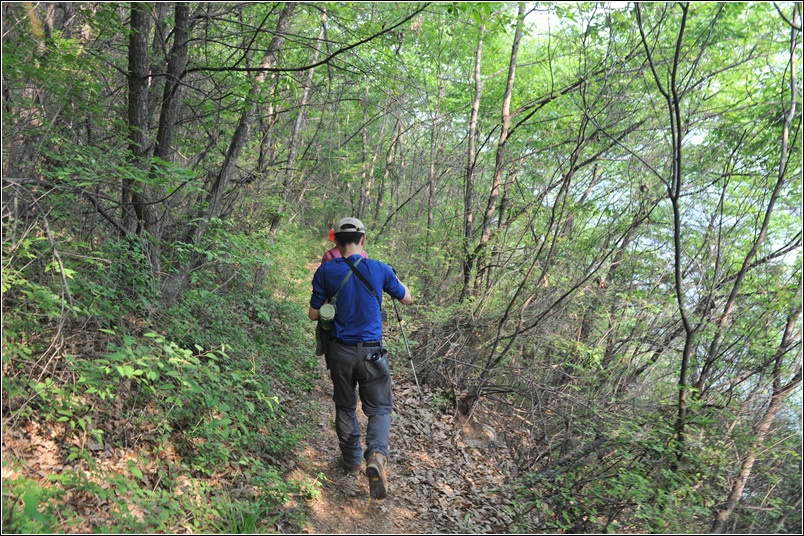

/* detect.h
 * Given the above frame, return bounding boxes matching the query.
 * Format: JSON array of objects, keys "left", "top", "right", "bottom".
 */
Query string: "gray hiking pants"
[{"left": 327, "top": 340, "right": 393, "bottom": 466}]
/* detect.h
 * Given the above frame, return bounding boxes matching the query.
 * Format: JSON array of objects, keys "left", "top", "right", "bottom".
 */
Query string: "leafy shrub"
[{"left": 1, "top": 474, "right": 63, "bottom": 534}]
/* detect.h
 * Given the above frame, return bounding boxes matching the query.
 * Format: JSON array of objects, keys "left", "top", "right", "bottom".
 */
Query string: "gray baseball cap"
[{"left": 334, "top": 217, "right": 366, "bottom": 234}]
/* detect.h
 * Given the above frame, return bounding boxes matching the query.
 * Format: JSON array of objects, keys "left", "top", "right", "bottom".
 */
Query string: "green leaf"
[{"left": 129, "top": 466, "right": 144, "bottom": 481}]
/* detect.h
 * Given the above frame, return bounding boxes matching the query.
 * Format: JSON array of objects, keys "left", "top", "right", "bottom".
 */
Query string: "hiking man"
[{"left": 308, "top": 217, "right": 412, "bottom": 500}]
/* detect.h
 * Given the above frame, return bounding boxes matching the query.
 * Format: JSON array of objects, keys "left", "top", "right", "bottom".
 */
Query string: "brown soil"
[{"left": 288, "top": 355, "right": 518, "bottom": 534}]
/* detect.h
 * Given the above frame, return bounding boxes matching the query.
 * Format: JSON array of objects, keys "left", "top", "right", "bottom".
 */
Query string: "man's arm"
[
  {"left": 386, "top": 263, "right": 412, "bottom": 305},
  {"left": 309, "top": 265, "right": 326, "bottom": 320},
  {"left": 399, "top": 284, "right": 412, "bottom": 305}
]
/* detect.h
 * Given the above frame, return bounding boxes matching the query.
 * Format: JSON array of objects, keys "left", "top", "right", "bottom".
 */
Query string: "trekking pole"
[{"left": 392, "top": 298, "right": 423, "bottom": 401}]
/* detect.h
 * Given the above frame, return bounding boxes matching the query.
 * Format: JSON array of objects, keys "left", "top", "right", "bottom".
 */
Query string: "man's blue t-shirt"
[{"left": 310, "top": 255, "right": 406, "bottom": 343}]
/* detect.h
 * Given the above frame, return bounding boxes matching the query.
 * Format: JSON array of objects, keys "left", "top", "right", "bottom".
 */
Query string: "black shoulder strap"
[
  {"left": 331, "top": 258, "right": 360, "bottom": 306},
  {"left": 343, "top": 256, "right": 380, "bottom": 303}
]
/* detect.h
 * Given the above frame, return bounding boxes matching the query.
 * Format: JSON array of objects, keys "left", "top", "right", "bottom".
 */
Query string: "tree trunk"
[
  {"left": 147, "top": 2, "right": 169, "bottom": 117},
  {"left": 191, "top": 2, "right": 294, "bottom": 244},
  {"left": 164, "top": 2, "right": 295, "bottom": 307},
  {"left": 474, "top": 3, "right": 525, "bottom": 294},
  {"left": 460, "top": 23, "right": 484, "bottom": 303},
  {"left": 426, "top": 76, "right": 445, "bottom": 262},
  {"left": 711, "top": 289, "right": 802, "bottom": 532},
  {"left": 147, "top": 1, "right": 189, "bottom": 269},
  {"left": 695, "top": 8, "right": 798, "bottom": 396},
  {"left": 374, "top": 117, "right": 402, "bottom": 223},
  {"left": 356, "top": 82, "right": 372, "bottom": 220},
  {"left": 123, "top": 2, "right": 152, "bottom": 235},
  {"left": 712, "top": 14, "right": 801, "bottom": 525},
  {"left": 269, "top": 7, "right": 324, "bottom": 238},
  {"left": 152, "top": 2, "right": 189, "bottom": 168},
  {"left": 637, "top": 2, "right": 696, "bottom": 461}
]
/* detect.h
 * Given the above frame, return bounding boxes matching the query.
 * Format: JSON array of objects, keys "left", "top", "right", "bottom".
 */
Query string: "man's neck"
[{"left": 341, "top": 244, "right": 363, "bottom": 258}]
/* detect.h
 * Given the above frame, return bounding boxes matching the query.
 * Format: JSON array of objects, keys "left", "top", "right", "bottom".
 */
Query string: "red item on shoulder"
[{"left": 321, "top": 247, "right": 368, "bottom": 264}]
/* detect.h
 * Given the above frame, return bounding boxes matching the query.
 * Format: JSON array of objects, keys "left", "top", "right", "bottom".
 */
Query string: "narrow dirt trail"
[
  {"left": 289, "top": 357, "right": 518, "bottom": 534},
  {"left": 289, "top": 261, "right": 519, "bottom": 533}
]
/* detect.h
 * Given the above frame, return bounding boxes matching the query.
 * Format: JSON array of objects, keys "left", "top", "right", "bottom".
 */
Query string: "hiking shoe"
[
  {"left": 365, "top": 452, "right": 388, "bottom": 499},
  {"left": 340, "top": 456, "right": 361, "bottom": 476}
]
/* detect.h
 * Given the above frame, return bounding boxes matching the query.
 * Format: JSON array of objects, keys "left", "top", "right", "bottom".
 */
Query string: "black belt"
[{"left": 334, "top": 339, "right": 381, "bottom": 347}]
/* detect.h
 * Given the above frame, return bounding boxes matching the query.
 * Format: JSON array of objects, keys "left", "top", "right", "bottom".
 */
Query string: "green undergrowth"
[{"left": 2, "top": 230, "right": 324, "bottom": 533}]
